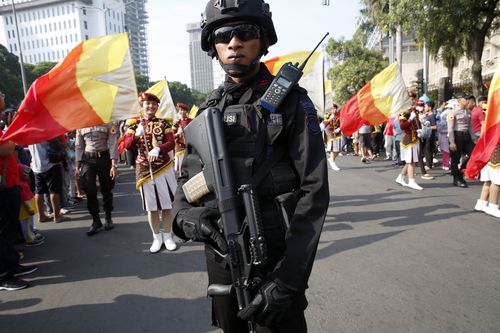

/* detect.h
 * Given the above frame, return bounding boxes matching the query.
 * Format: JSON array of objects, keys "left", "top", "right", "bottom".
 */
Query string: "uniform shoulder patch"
[
  {"left": 109, "top": 124, "right": 117, "bottom": 135},
  {"left": 299, "top": 96, "right": 320, "bottom": 134},
  {"left": 447, "top": 114, "right": 455, "bottom": 121}
]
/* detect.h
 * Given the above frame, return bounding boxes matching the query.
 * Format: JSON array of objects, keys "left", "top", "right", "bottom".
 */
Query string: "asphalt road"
[{"left": 1, "top": 154, "right": 499, "bottom": 333}]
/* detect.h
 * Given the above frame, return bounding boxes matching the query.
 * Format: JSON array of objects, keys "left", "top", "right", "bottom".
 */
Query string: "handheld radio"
[{"left": 259, "top": 32, "right": 329, "bottom": 113}]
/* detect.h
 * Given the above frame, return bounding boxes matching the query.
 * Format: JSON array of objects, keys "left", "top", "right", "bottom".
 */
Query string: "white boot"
[
  {"left": 162, "top": 231, "right": 177, "bottom": 251},
  {"left": 150, "top": 233, "right": 163, "bottom": 253},
  {"left": 484, "top": 204, "right": 500, "bottom": 218},
  {"left": 395, "top": 174, "right": 407, "bottom": 186},
  {"left": 407, "top": 178, "right": 423, "bottom": 190},
  {"left": 474, "top": 199, "right": 488, "bottom": 212}
]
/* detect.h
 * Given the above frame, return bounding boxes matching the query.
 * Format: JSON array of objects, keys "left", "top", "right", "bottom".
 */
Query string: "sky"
[{"left": 147, "top": 0, "right": 364, "bottom": 87}]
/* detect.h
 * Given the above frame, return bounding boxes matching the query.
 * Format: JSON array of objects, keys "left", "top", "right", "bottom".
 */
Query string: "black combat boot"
[
  {"left": 87, "top": 215, "right": 103, "bottom": 236},
  {"left": 104, "top": 212, "right": 114, "bottom": 231}
]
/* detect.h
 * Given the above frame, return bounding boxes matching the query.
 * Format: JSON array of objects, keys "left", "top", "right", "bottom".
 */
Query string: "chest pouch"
[{"left": 222, "top": 104, "right": 267, "bottom": 186}]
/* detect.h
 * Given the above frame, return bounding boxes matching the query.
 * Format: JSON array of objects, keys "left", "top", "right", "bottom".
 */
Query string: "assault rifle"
[{"left": 182, "top": 107, "right": 266, "bottom": 333}]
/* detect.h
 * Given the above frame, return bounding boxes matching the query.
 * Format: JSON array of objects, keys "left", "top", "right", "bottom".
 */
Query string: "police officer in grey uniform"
[
  {"left": 447, "top": 93, "right": 477, "bottom": 188},
  {"left": 76, "top": 123, "right": 119, "bottom": 235},
  {"left": 172, "top": 1, "right": 329, "bottom": 331}
]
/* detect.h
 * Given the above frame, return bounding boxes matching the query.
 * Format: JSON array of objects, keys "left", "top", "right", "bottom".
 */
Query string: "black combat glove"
[
  {"left": 237, "top": 280, "right": 295, "bottom": 327},
  {"left": 179, "top": 207, "right": 227, "bottom": 253}
]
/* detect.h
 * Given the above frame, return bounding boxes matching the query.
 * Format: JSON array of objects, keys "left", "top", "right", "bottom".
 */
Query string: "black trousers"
[
  {"left": 422, "top": 130, "right": 436, "bottom": 168},
  {"left": 205, "top": 246, "right": 308, "bottom": 333},
  {"left": 450, "top": 132, "right": 475, "bottom": 180},
  {"left": 0, "top": 186, "right": 20, "bottom": 277},
  {"left": 79, "top": 154, "right": 114, "bottom": 219}
]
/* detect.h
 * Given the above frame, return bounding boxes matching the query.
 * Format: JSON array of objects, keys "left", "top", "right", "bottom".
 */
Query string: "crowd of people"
[
  {"left": 0, "top": 89, "right": 193, "bottom": 291},
  {"left": 322, "top": 91, "right": 497, "bottom": 194}
]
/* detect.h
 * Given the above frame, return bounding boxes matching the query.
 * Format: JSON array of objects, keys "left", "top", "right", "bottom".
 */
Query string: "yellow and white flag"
[
  {"left": 265, "top": 51, "right": 325, "bottom": 116},
  {"left": 147, "top": 80, "right": 176, "bottom": 122}
]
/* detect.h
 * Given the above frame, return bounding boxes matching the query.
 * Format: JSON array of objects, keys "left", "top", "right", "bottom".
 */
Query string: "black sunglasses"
[{"left": 212, "top": 24, "right": 261, "bottom": 44}]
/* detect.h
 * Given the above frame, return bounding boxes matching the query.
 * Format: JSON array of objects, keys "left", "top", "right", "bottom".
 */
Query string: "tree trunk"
[
  {"left": 447, "top": 66, "right": 453, "bottom": 87},
  {"left": 470, "top": 30, "right": 485, "bottom": 99}
]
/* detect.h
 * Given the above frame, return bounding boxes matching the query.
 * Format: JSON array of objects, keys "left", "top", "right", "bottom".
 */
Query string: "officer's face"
[
  {"left": 458, "top": 97, "right": 468, "bottom": 109},
  {"left": 142, "top": 101, "right": 158, "bottom": 119},
  {"left": 213, "top": 21, "right": 262, "bottom": 78}
]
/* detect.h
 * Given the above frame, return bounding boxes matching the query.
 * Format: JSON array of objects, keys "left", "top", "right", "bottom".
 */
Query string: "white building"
[
  {"left": 428, "top": 34, "right": 500, "bottom": 89},
  {"left": 0, "top": 0, "right": 146, "bottom": 72}
]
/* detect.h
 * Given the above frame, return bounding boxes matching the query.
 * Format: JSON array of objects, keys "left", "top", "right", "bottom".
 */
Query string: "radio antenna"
[{"left": 298, "top": 32, "right": 329, "bottom": 71}]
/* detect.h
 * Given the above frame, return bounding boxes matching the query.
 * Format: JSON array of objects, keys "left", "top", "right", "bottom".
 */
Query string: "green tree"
[
  {"left": 26, "top": 61, "right": 57, "bottom": 86},
  {"left": 362, "top": 0, "right": 500, "bottom": 97},
  {"left": 135, "top": 71, "right": 150, "bottom": 93},
  {"left": 0, "top": 44, "right": 24, "bottom": 108},
  {"left": 168, "top": 81, "right": 207, "bottom": 108},
  {"left": 326, "top": 32, "right": 388, "bottom": 105}
]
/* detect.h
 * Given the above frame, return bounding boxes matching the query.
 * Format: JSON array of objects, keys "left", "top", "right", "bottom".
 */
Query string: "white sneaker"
[
  {"left": 484, "top": 205, "right": 500, "bottom": 218},
  {"left": 474, "top": 199, "right": 488, "bottom": 212},
  {"left": 330, "top": 161, "right": 340, "bottom": 171},
  {"left": 395, "top": 174, "right": 407, "bottom": 186},
  {"left": 407, "top": 178, "right": 423, "bottom": 190},
  {"left": 150, "top": 233, "right": 163, "bottom": 253},
  {"left": 162, "top": 232, "right": 177, "bottom": 251}
]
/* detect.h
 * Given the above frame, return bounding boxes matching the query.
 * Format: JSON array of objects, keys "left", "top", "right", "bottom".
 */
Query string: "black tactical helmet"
[{"left": 201, "top": 0, "right": 278, "bottom": 53}]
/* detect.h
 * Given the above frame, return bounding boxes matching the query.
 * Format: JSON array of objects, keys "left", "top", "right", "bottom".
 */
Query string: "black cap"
[{"left": 455, "top": 92, "right": 474, "bottom": 100}]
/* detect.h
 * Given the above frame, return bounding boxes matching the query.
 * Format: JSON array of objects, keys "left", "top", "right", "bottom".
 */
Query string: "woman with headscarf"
[{"left": 119, "top": 92, "right": 177, "bottom": 253}]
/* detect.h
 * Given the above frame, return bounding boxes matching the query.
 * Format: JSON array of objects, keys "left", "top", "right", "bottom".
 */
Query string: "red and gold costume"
[
  {"left": 173, "top": 117, "right": 192, "bottom": 157},
  {"left": 119, "top": 116, "right": 175, "bottom": 188},
  {"left": 323, "top": 111, "right": 341, "bottom": 152}
]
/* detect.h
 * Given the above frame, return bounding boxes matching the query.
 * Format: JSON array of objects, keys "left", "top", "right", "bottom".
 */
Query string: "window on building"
[
  {"left": 62, "top": 6, "right": 65, "bottom": 15},
  {"left": 11, "top": 30, "right": 14, "bottom": 38},
  {"left": 85, "top": 35, "right": 89, "bottom": 40},
  {"left": 14, "top": 44, "right": 17, "bottom": 52},
  {"left": 35, "top": 26, "right": 38, "bottom": 34},
  {"left": 44, "top": 25, "right": 47, "bottom": 33},
  {"left": 70, "top": 34, "right": 73, "bottom": 43},
  {"left": 4, "top": 16, "right": 8, "bottom": 26},
  {"left": 52, "top": 8, "right": 55, "bottom": 16},
  {"left": 83, "top": 8, "right": 87, "bottom": 15},
  {"left": 74, "top": 19, "right": 77, "bottom": 28},
  {"left": 63, "top": 21, "right": 66, "bottom": 29},
  {"left": 65, "top": 35, "right": 68, "bottom": 43},
  {"left": 84, "top": 21, "right": 88, "bottom": 29},
  {"left": 9, "top": 44, "right": 12, "bottom": 52},
  {"left": 7, "top": 30, "right": 10, "bottom": 38},
  {"left": 58, "top": 22, "right": 61, "bottom": 30},
  {"left": 57, "top": 7, "right": 60, "bottom": 16}
]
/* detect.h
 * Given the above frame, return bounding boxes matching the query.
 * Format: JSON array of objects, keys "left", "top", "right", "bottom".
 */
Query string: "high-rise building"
[
  {"left": 186, "top": 21, "right": 213, "bottom": 94},
  {"left": 0, "top": 0, "right": 149, "bottom": 77},
  {"left": 124, "top": 0, "right": 149, "bottom": 77}
]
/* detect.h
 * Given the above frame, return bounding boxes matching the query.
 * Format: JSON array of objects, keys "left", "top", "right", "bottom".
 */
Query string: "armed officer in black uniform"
[
  {"left": 76, "top": 123, "right": 119, "bottom": 236},
  {"left": 171, "top": 1, "right": 330, "bottom": 332}
]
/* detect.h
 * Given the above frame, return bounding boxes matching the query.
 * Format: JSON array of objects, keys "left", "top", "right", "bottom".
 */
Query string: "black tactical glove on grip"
[
  {"left": 237, "top": 280, "right": 295, "bottom": 327},
  {"left": 180, "top": 207, "right": 227, "bottom": 253}
]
